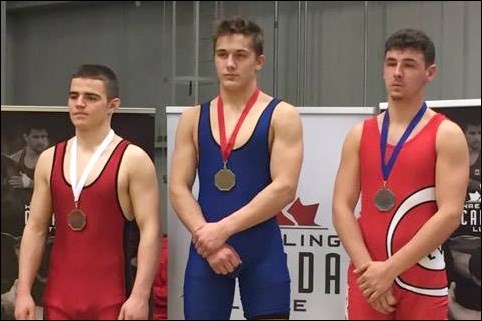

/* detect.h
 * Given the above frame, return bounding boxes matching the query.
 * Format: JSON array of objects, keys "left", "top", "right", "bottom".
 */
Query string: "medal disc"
[
  {"left": 214, "top": 168, "right": 236, "bottom": 191},
  {"left": 68, "top": 208, "right": 86, "bottom": 231},
  {"left": 374, "top": 187, "right": 396, "bottom": 212}
]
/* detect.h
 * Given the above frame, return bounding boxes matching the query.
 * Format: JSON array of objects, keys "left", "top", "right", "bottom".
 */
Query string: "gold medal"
[
  {"left": 374, "top": 186, "right": 396, "bottom": 212},
  {"left": 215, "top": 162, "right": 236, "bottom": 191},
  {"left": 68, "top": 208, "right": 86, "bottom": 231},
  {"left": 215, "top": 88, "right": 260, "bottom": 193}
]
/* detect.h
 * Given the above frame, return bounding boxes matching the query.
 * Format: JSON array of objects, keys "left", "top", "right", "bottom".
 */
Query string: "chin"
[{"left": 389, "top": 93, "right": 404, "bottom": 101}]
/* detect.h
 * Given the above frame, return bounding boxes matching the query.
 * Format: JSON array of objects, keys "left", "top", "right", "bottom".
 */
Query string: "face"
[
  {"left": 23, "top": 129, "right": 49, "bottom": 154},
  {"left": 68, "top": 77, "right": 119, "bottom": 130},
  {"left": 383, "top": 48, "right": 436, "bottom": 102},
  {"left": 465, "top": 124, "right": 481, "bottom": 152},
  {"left": 214, "top": 34, "right": 265, "bottom": 91}
]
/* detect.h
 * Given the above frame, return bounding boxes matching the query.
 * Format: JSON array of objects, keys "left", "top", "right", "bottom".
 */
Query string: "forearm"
[
  {"left": 222, "top": 180, "right": 295, "bottom": 236},
  {"left": 130, "top": 226, "right": 161, "bottom": 300},
  {"left": 387, "top": 210, "right": 460, "bottom": 277},
  {"left": 170, "top": 187, "right": 206, "bottom": 234},
  {"left": 333, "top": 210, "right": 372, "bottom": 269},
  {"left": 16, "top": 225, "right": 48, "bottom": 296}
]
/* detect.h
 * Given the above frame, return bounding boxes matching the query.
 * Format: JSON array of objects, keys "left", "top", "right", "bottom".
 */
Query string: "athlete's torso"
[
  {"left": 196, "top": 97, "right": 282, "bottom": 263},
  {"left": 44, "top": 139, "right": 138, "bottom": 314},
  {"left": 358, "top": 112, "right": 448, "bottom": 293}
]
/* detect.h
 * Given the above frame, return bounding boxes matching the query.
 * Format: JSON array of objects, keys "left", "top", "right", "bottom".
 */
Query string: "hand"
[
  {"left": 8, "top": 172, "right": 32, "bottom": 189},
  {"left": 117, "top": 295, "right": 148, "bottom": 320},
  {"left": 370, "top": 289, "right": 397, "bottom": 315},
  {"left": 14, "top": 284, "right": 36, "bottom": 320},
  {"left": 355, "top": 261, "right": 396, "bottom": 302},
  {"left": 193, "top": 222, "right": 230, "bottom": 258},
  {"left": 206, "top": 244, "right": 242, "bottom": 275}
]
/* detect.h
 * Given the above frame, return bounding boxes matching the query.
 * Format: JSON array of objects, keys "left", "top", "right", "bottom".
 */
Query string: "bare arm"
[
  {"left": 15, "top": 147, "right": 54, "bottom": 320},
  {"left": 169, "top": 107, "right": 242, "bottom": 272},
  {"left": 332, "top": 122, "right": 372, "bottom": 269},
  {"left": 333, "top": 122, "right": 398, "bottom": 314},
  {"left": 118, "top": 146, "right": 161, "bottom": 319},
  {"left": 121, "top": 145, "right": 161, "bottom": 319},
  {"left": 169, "top": 106, "right": 207, "bottom": 234},
  {"left": 194, "top": 102, "right": 303, "bottom": 257},
  {"left": 358, "top": 120, "right": 469, "bottom": 301}
]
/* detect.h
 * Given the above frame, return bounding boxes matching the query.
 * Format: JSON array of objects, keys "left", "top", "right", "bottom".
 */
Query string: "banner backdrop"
[
  {"left": 0, "top": 105, "right": 155, "bottom": 320},
  {"left": 380, "top": 99, "right": 481, "bottom": 320},
  {"left": 167, "top": 106, "right": 375, "bottom": 320}
]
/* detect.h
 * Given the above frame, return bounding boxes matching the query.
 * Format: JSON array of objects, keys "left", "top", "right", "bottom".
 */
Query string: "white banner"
[{"left": 167, "top": 106, "right": 375, "bottom": 320}]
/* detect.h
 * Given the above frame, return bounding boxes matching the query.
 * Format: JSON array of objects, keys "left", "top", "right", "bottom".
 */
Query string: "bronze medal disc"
[
  {"left": 214, "top": 168, "right": 236, "bottom": 191},
  {"left": 374, "top": 187, "right": 396, "bottom": 212},
  {"left": 68, "top": 208, "right": 86, "bottom": 231}
]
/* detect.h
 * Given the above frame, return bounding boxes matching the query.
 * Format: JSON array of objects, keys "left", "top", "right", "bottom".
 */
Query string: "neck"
[
  {"left": 387, "top": 95, "right": 426, "bottom": 124},
  {"left": 24, "top": 146, "right": 40, "bottom": 159},
  {"left": 219, "top": 81, "right": 258, "bottom": 110},
  {"left": 75, "top": 125, "right": 112, "bottom": 150}
]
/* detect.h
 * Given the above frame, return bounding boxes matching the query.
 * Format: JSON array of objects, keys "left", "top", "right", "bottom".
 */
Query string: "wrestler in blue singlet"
[{"left": 183, "top": 98, "right": 290, "bottom": 320}]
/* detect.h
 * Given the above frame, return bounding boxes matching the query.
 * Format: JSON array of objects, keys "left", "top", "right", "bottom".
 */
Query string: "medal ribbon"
[
  {"left": 70, "top": 129, "right": 115, "bottom": 205},
  {"left": 381, "top": 102, "right": 427, "bottom": 182},
  {"left": 217, "top": 88, "right": 260, "bottom": 163}
]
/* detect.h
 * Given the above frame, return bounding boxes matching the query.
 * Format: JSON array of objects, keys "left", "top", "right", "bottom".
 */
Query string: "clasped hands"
[
  {"left": 355, "top": 261, "right": 398, "bottom": 315},
  {"left": 192, "top": 222, "right": 242, "bottom": 275}
]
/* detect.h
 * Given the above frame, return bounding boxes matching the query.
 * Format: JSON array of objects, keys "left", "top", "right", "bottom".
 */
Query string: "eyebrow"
[
  {"left": 385, "top": 57, "right": 418, "bottom": 63},
  {"left": 69, "top": 91, "right": 102, "bottom": 98}
]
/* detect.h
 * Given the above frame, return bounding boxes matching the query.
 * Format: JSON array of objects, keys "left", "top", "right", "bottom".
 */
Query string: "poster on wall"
[
  {"left": 380, "top": 99, "right": 481, "bottom": 320},
  {"left": 0, "top": 105, "right": 155, "bottom": 320},
  {"left": 167, "top": 106, "right": 375, "bottom": 320}
]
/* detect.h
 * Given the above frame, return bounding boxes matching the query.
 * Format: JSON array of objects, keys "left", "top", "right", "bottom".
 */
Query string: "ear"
[
  {"left": 426, "top": 64, "right": 437, "bottom": 82},
  {"left": 107, "top": 97, "right": 121, "bottom": 115},
  {"left": 255, "top": 54, "right": 265, "bottom": 71}
]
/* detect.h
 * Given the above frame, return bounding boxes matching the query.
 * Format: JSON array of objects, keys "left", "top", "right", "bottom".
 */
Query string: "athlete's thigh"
[
  {"left": 44, "top": 305, "right": 71, "bottom": 320},
  {"left": 239, "top": 250, "right": 290, "bottom": 319},
  {"left": 184, "top": 250, "right": 236, "bottom": 320},
  {"left": 396, "top": 290, "right": 447, "bottom": 320},
  {"left": 346, "top": 267, "right": 393, "bottom": 320}
]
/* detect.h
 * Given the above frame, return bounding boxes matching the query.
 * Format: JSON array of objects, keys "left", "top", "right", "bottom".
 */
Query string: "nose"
[
  {"left": 394, "top": 63, "right": 402, "bottom": 78},
  {"left": 75, "top": 95, "right": 86, "bottom": 108},
  {"left": 226, "top": 54, "right": 236, "bottom": 70}
]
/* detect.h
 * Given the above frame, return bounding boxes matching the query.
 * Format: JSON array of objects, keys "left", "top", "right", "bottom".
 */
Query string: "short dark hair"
[
  {"left": 384, "top": 29, "right": 435, "bottom": 66},
  {"left": 71, "top": 64, "right": 119, "bottom": 99},
  {"left": 213, "top": 17, "right": 264, "bottom": 56},
  {"left": 20, "top": 121, "right": 48, "bottom": 136}
]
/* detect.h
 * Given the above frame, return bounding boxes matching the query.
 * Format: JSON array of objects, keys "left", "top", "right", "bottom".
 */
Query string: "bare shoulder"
[
  {"left": 436, "top": 118, "right": 468, "bottom": 153},
  {"left": 37, "top": 146, "right": 55, "bottom": 168},
  {"left": 123, "top": 144, "right": 154, "bottom": 165},
  {"left": 180, "top": 105, "right": 201, "bottom": 125},
  {"left": 438, "top": 118, "right": 465, "bottom": 137},
  {"left": 271, "top": 101, "right": 302, "bottom": 131},
  {"left": 344, "top": 120, "right": 365, "bottom": 146},
  {"left": 35, "top": 146, "right": 56, "bottom": 179},
  {"left": 273, "top": 100, "right": 300, "bottom": 118},
  {"left": 9, "top": 150, "right": 22, "bottom": 162}
]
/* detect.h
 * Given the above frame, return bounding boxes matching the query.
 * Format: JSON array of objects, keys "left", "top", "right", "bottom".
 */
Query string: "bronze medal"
[
  {"left": 68, "top": 208, "right": 86, "bottom": 231},
  {"left": 374, "top": 186, "right": 396, "bottom": 212},
  {"left": 215, "top": 167, "right": 236, "bottom": 191},
  {"left": 215, "top": 88, "right": 260, "bottom": 193}
]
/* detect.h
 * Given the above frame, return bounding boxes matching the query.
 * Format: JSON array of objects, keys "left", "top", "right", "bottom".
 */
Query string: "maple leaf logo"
[
  {"left": 276, "top": 197, "right": 320, "bottom": 226},
  {"left": 468, "top": 190, "right": 481, "bottom": 202}
]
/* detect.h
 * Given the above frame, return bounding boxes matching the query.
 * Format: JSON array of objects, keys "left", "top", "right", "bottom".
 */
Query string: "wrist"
[
  {"left": 220, "top": 216, "right": 236, "bottom": 239},
  {"left": 385, "top": 257, "right": 401, "bottom": 279},
  {"left": 129, "top": 288, "right": 150, "bottom": 301}
]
